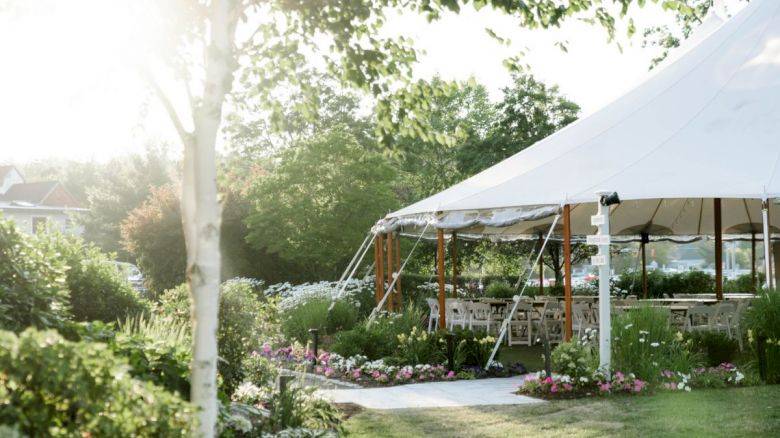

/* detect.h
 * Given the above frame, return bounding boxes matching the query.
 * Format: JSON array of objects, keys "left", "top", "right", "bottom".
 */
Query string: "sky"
[{"left": 0, "top": 0, "right": 746, "bottom": 164}]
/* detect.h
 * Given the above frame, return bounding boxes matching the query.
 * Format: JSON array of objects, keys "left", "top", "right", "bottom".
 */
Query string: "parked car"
[{"left": 112, "top": 261, "right": 147, "bottom": 294}]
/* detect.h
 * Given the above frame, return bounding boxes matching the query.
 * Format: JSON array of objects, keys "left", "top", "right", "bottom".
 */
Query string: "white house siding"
[{"left": 0, "top": 207, "right": 85, "bottom": 237}]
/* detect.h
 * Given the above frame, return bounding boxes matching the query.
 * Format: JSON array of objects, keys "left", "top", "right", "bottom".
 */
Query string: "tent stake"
[
  {"left": 563, "top": 204, "right": 572, "bottom": 341},
  {"left": 714, "top": 198, "right": 723, "bottom": 301}
]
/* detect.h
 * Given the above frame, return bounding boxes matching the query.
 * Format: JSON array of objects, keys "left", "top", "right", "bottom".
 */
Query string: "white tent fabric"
[{"left": 380, "top": 0, "right": 780, "bottom": 236}]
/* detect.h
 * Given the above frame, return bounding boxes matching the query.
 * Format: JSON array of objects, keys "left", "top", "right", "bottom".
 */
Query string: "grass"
[
  {"left": 342, "top": 385, "right": 780, "bottom": 437},
  {"left": 499, "top": 344, "right": 545, "bottom": 371}
]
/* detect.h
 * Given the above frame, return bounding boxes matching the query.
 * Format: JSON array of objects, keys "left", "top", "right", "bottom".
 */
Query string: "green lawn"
[{"left": 343, "top": 386, "right": 780, "bottom": 437}]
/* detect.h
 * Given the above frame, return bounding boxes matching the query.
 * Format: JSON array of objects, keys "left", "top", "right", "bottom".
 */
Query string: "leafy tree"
[
  {"left": 120, "top": 185, "right": 186, "bottom": 294},
  {"left": 396, "top": 77, "right": 496, "bottom": 203},
  {"left": 79, "top": 147, "right": 172, "bottom": 257},
  {"left": 246, "top": 128, "right": 399, "bottom": 280},
  {"left": 457, "top": 73, "right": 580, "bottom": 176}
]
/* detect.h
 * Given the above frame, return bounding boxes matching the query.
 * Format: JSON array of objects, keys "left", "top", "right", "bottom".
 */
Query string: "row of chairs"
[
  {"left": 425, "top": 298, "right": 495, "bottom": 332},
  {"left": 684, "top": 301, "right": 749, "bottom": 350}
]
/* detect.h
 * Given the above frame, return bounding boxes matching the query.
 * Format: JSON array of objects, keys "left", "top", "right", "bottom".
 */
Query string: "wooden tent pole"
[
  {"left": 452, "top": 232, "right": 458, "bottom": 297},
  {"left": 387, "top": 232, "right": 394, "bottom": 312},
  {"left": 374, "top": 235, "right": 381, "bottom": 305},
  {"left": 438, "top": 229, "right": 446, "bottom": 329},
  {"left": 752, "top": 233, "right": 757, "bottom": 292},
  {"left": 538, "top": 234, "right": 544, "bottom": 295},
  {"left": 395, "top": 233, "right": 402, "bottom": 309},
  {"left": 715, "top": 198, "right": 723, "bottom": 301},
  {"left": 563, "top": 204, "right": 572, "bottom": 341},
  {"left": 377, "top": 234, "right": 385, "bottom": 308}
]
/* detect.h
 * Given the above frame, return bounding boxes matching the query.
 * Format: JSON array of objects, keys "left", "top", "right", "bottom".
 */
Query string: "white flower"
[
  {"left": 677, "top": 382, "right": 685, "bottom": 390},
  {"left": 650, "top": 342, "right": 660, "bottom": 348},
  {"left": 736, "top": 371, "right": 745, "bottom": 382},
  {"left": 579, "top": 377, "right": 589, "bottom": 383},
  {"left": 639, "top": 330, "right": 649, "bottom": 335},
  {"left": 639, "top": 338, "right": 645, "bottom": 343},
  {"left": 684, "top": 386, "right": 691, "bottom": 392},
  {"left": 624, "top": 324, "right": 633, "bottom": 329}
]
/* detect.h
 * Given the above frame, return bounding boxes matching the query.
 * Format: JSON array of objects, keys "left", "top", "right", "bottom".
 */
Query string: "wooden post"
[
  {"left": 437, "top": 229, "right": 446, "bottom": 329},
  {"left": 563, "top": 204, "right": 572, "bottom": 341},
  {"left": 714, "top": 198, "right": 723, "bottom": 301},
  {"left": 395, "top": 233, "right": 402, "bottom": 309},
  {"left": 452, "top": 232, "right": 458, "bottom": 297},
  {"left": 538, "top": 234, "right": 544, "bottom": 295},
  {"left": 387, "top": 232, "right": 394, "bottom": 312},
  {"left": 641, "top": 233, "right": 649, "bottom": 299},
  {"left": 752, "top": 233, "right": 757, "bottom": 292},
  {"left": 377, "top": 234, "right": 385, "bottom": 308},
  {"left": 374, "top": 235, "right": 381, "bottom": 305}
]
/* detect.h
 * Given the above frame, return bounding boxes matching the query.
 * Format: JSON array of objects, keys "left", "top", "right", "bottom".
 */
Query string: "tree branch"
[{"left": 142, "top": 71, "right": 193, "bottom": 144}]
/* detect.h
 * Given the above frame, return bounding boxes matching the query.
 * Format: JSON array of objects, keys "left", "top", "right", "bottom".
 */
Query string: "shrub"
[
  {"left": 685, "top": 331, "right": 738, "bottom": 367},
  {"left": 551, "top": 336, "right": 597, "bottom": 381},
  {"left": 611, "top": 306, "right": 696, "bottom": 382},
  {"left": 454, "top": 331, "right": 497, "bottom": 368},
  {"left": 281, "top": 297, "right": 358, "bottom": 345},
  {"left": 0, "top": 219, "right": 71, "bottom": 331},
  {"left": 243, "top": 352, "right": 280, "bottom": 388},
  {"left": 330, "top": 306, "right": 426, "bottom": 360},
  {"left": 744, "top": 292, "right": 780, "bottom": 383},
  {"left": 0, "top": 328, "right": 194, "bottom": 436},
  {"left": 394, "top": 326, "right": 446, "bottom": 365},
  {"left": 724, "top": 273, "right": 762, "bottom": 293},
  {"left": 486, "top": 281, "right": 515, "bottom": 299},
  {"left": 155, "top": 279, "right": 270, "bottom": 395},
  {"left": 49, "top": 233, "right": 149, "bottom": 323}
]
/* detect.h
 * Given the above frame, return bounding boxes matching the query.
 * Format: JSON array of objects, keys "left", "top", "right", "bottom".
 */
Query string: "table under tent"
[{"left": 337, "top": 0, "right": 780, "bottom": 370}]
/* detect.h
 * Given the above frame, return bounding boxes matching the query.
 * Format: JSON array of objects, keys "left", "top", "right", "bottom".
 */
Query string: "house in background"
[{"left": 0, "top": 165, "right": 86, "bottom": 236}]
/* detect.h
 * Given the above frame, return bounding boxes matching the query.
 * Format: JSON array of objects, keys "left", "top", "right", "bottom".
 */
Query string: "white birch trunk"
[{"left": 178, "top": 2, "right": 238, "bottom": 436}]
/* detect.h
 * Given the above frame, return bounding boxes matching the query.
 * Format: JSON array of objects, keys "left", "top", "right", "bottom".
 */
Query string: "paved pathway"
[{"left": 318, "top": 375, "right": 543, "bottom": 409}]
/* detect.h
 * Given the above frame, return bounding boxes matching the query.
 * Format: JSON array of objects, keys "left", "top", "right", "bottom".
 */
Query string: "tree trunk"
[{"left": 178, "top": 3, "right": 237, "bottom": 436}]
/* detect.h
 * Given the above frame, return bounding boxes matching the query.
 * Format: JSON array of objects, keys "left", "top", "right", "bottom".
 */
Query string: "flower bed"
[
  {"left": 254, "top": 344, "right": 527, "bottom": 387},
  {"left": 519, "top": 370, "right": 648, "bottom": 400}
]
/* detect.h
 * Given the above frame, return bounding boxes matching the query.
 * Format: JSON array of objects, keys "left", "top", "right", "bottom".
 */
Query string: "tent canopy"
[{"left": 379, "top": 0, "right": 780, "bottom": 238}]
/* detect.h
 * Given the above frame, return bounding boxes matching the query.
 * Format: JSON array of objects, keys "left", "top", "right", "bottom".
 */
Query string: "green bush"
[
  {"left": 685, "top": 331, "right": 738, "bottom": 367},
  {"left": 155, "top": 279, "right": 270, "bottom": 395},
  {"left": 614, "top": 269, "right": 715, "bottom": 298},
  {"left": 51, "top": 233, "right": 149, "bottom": 323},
  {"left": 611, "top": 306, "right": 697, "bottom": 382},
  {"left": 393, "top": 325, "right": 446, "bottom": 365},
  {"left": 453, "top": 329, "right": 496, "bottom": 368},
  {"left": 330, "top": 306, "right": 426, "bottom": 360},
  {"left": 242, "top": 353, "right": 279, "bottom": 388},
  {"left": 0, "top": 219, "right": 71, "bottom": 331},
  {"left": 745, "top": 292, "right": 780, "bottom": 383},
  {"left": 724, "top": 273, "right": 762, "bottom": 293},
  {"left": 552, "top": 337, "right": 596, "bottom": 381},
  {"left": 486, "top": 281, "right": 515, "bottom": 299},
  {"left": 0, "top": 328, "right": 194, "bottom": 436},
  {"left": 281, "top": 297, "right": 358, "bottom": 345}
]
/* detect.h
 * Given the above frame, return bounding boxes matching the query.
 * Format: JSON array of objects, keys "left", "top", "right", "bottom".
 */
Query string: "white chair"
[
  {"left": 731, "top": 300, "right": 750, "bottom": 350},
  {"left": 425, "top": 298, "right": 440, "bottom": 332},
  {"left": 446, "top": 299, "right": 470, "bottom": 329},
  {"left": 572, "top": 303, "right": 598, "bottom": 339},
  {"left": 507, "top": 302, "right": 534, "bottom": 346},
  {"left": 537, "top": 301, "right": 564, "bottom": 344},
  {"left": 711, "top": 302, "right": 736, "bottom": 336},
  {"left": 684, "top": 305, "right": 713, "bottom": 333},
  {"left": 468, "top": 302, "right": 493, "bottom": 333}
]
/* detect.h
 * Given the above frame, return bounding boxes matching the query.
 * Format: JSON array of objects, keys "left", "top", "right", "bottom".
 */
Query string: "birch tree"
[{"left": 142, "top": 1, "right": 658, "bottom": 435}]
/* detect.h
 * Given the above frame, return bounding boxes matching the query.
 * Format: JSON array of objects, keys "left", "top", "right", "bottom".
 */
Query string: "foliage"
[
  {"left": 456, "top": 74, "right": 579, "bottom": 176},
  {"left": 394, "top": 326, "right": 446, "bottom": 366},
  {"left": 455, "top": 331, "right": 498, "bottom": 368},
  {"left": 611, "top": 306, "right": 697, "bottom": 382},
  {"left": 614, "top": 269, "right": 715, "bottom": 298},
  {"left": 155, "top": 279, "right": 271, "bottom": 395},
  {"left": 0, "top": 328, "right": 194, "bottom": 436},
  {"left": 744, "top": 292, "right": 780, "bottom": 383},
  {"left": 0, "top": 218, "right": 71, "bottom": 332},
  {"left": 330, "top": 308, "right": 426, "bottom": 360},
  {"left": 281, "top": 297, "right": 358, "bottom": 346},
  {"left": 552, "top": 334, "right": 598, "bottom": 382},
  {"left": 266, "top": 386, "right": 342, "bottom": 434},
  {"left": 268, "top": 278, "right": 374, "bottom": 317},
  {"left": 78, "top": 146, "right": 172, "bottom": 257},
  {"left": 485, "top": 281, "right": 515, "bottom": 299},
  {"left": 724, "top": 273, "right": 762, "bottom": 293},
  {"left": 243, "top": 352, "right": 280, "bottom": 389},
  {"left": 48, "top": 232, "right": 149, "bottom": 323},
  {"left": 246, "top": 129, "right": 399, "bottom": 280},
  {"left": 685, "top": 331, "right": 738, "bottom": 367},
  {"left": 121, "top": 184, "right": 186, "bottom": 294}
]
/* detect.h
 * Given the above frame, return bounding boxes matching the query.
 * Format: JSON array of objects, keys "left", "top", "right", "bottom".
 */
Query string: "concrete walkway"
[{"left": 318, "top": 375, "right": 543, "bottom": 409}]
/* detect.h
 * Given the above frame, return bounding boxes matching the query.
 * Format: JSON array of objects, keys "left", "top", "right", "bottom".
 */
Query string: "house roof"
[
  {"left": 0, "top": 165, "right": 20, "bottom": 181},
  {"left": 0, "top": 181, "right": 78, "bottom": 207}
]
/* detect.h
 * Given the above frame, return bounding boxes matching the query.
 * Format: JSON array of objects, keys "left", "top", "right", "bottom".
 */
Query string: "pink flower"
[
  {"left": 550, "top": 384, "right": 558, "bottom": 393},
  {"left": 351, "top": 369, "right": 362, "bottom": 379},
  {"left": 446, "top": 371, "right": 456, "bottom": 379},
  {"left": 543, "top": 377, "right": 554, "bottom": 385},
  {"left": 261, "top": 344, "right": 273, "bottom": 354},
  {"left": 314, "top": 366, "right": 323, "bottom": 374},
  {"left": 372, "top": 370, "right": 381, "bottom": 379},
  {"left": 614, "top": 371, "right": 625, "bottom": 383},
  {"left": 324, "top": 367, "right": 335, "bottom": 377},
  {"left": 318, "top": 352, "right": 330, "bottom": 363},
  {"left": 598, "top": 382, "right": 611, "bottom": 393},
  {"left": 563, "top": 383, "right": 573, "bottom": 391}
]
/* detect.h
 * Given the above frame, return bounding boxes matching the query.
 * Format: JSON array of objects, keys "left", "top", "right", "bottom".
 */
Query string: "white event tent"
[{"left": 364, "top": 0, "right": 780, "bottom": 342}]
